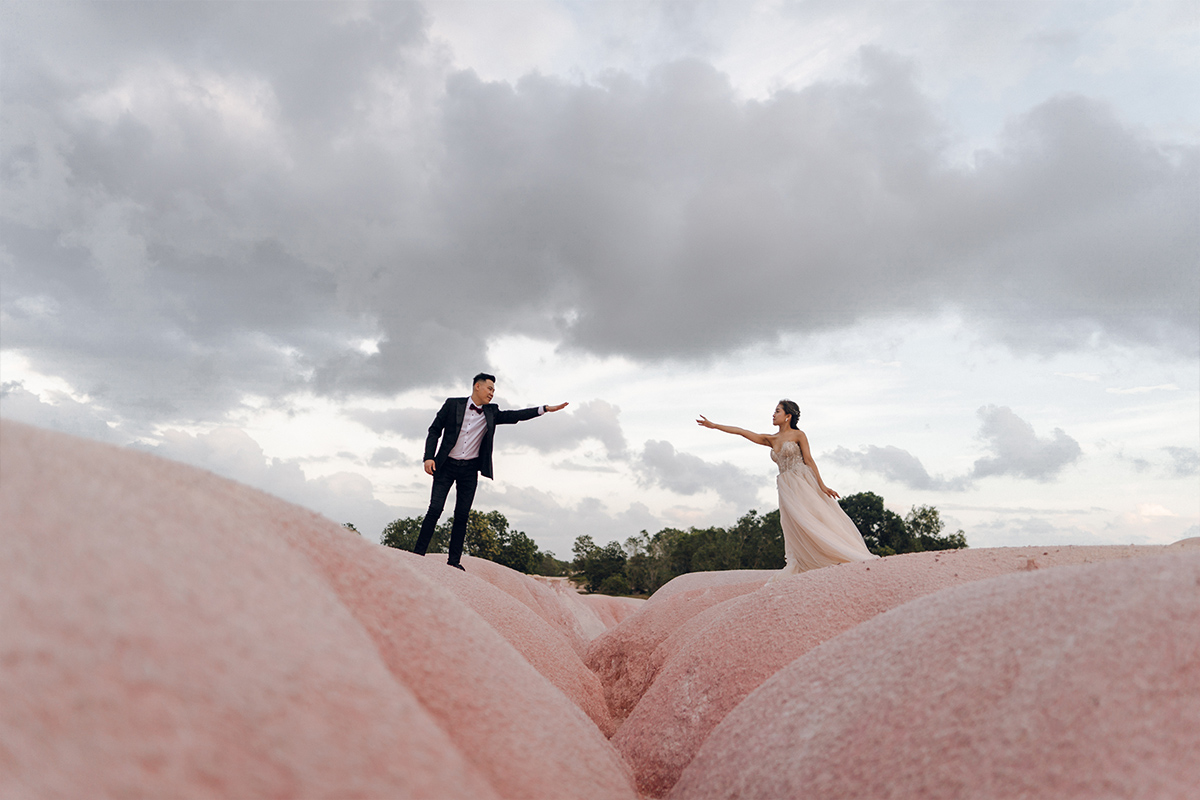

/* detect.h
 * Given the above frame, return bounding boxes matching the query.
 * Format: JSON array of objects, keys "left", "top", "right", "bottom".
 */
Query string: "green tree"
[
  {"left": 572, "top": 536, "right": 628, "bottom": 593},
  {"left": 904, "top": 505, "right": 968, "bottom": 551},
  {"left": 729, "top": 509, "right": 786, "bottom": 570},
  {"left": 839, "top": 492, "right": 969, "bottom": 556},
  {"left": 380, "top": 510, "right": 550, "bottom": 575},
  {"left": 838, "top": 492, "right": 912, "bottom": 556},
  {"left": 623, "top": 530, "right": 675, "bottom": 595},
  {"left": 572, "top": 535, "right": 598, "bottom": 564},
  {"left": 381, "top": 516, "right": 444, "bottom": 553},
  {"left": 495, "top": 528, "right": 542, "bottom": 574},
  {"left": 687, "top": 526, "right": 742, "bottom": 572},
  {"left": 464, "top": 510, "right": 505, "bottom": 562},
  {"left": 534, "top": 551, "right": 571, "bottom": 577},
  {"left": 631, "top": 530, "right": 674, "bottom": 594},
  {"left": 599, "top": 573, "right": 632, "bottom": 596}
]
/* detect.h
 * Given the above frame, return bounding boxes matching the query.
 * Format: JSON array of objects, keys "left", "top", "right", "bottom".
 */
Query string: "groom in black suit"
[{"left": 412, "top": 372, "right": 567, "bottom": 569}]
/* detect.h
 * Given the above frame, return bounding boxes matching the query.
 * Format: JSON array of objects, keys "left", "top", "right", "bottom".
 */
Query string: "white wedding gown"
[{"left": 769, "top": 440, "right": 879, "bottom": 579}]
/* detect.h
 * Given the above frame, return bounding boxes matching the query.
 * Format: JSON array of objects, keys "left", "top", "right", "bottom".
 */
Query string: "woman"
[{"left": 697, "top": 400, "right": 878, "bottom": 578}]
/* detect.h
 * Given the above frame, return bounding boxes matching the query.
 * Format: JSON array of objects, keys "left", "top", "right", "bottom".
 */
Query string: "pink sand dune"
[
  {"left": 643, "top": 569, "right": 776, "bottom": 606},
  {"left": 585, "top": 577, "right": 768, "bottom": 724},
  {"left": 576, "top": 593, "right": 646, "bottom": 629},
  {"left": 0, "top": 421, "right": 637, "bottom": 799},
  {"left": 669, "top": 551, "right": 1200, "bottom": 799},
  {"left": 442, "top": 554, "right": 607, "bottom": 652},
  {"left": 400, "top": 551, "right": 615, "bottom": 735},
  {"left": 615, "top": 544, "right": 1168, "bottom": 797}
]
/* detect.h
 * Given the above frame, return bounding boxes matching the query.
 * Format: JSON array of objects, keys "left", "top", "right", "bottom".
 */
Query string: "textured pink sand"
[
  {"left": 443, "top": 555, "right": 607, "bottom": 652},
  {"left": 0, "top": 421, "right": 636, "bottom": 799},
  {"left": 669, "top": 551, "right": 1200, "bottom": 799},
  {"left": 6, "top": 418, "right": 1190, "bottom": 798},
  {"left": 275, "top": 529, "right": 635, "bottom": 799},
  {"left": 616, "top": 545, "right": 1168, "bottom": 797},
  {"left": 585, "top": 578, "right": 768, "bottom": 723},
  {"left": 577, "top": 594, "right": 646, "bottom": 628},
  {"left": 401, "top": 551, "right": 615, "bottom": 735},
  {"left": 643, "top": 569, "right": 775, "bottom": 605}
]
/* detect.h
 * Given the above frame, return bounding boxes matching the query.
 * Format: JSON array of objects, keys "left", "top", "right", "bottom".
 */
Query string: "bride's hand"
[
  {"left": 696, "top": 415, "right": 715, "bottom": 429},
  {"left": 821, "top": 485, "right": 840, "bottom": 499}
]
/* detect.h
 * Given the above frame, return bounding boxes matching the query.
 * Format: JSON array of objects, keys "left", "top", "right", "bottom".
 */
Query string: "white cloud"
[
  {"left": 970, "top": 516, "right": 1118, "bottom": 547},
  {"left": 829, "top": 406, "right": 1083, "bottom": 489},
  {"left": 636, "top": 439, "right": 765, "bottom": 508},
  {"left": 1135, "top": 503, "right": 1177, "bottom": 518},
  {"left": 141, "top": 427, "right": 408, "bottom": 537},
  {"left": 1106, "top": 383, "right": 1180, "bottom": 394},
  {"left": 970, "top": 405, "right": 1082, "bottom": 482},
  {"left": 0, "top": 382, "right": 125, "bottom": 444},
  {"left": 1164, "top": 446, "right": 1200, "bottom": 477},
  {"left": 828, "top": 444, "right": 970, "bottom": 491},
  {"left": 345, "top": 406, "right": 437, "bottom": 439},
  {"left": 502, "top": 399, "right": 628, "bottom": 458}
]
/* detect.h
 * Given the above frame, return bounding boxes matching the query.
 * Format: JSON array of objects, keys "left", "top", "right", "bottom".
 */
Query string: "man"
[{"left": 412, "top": 372, "right": 567, "bottom": 569}]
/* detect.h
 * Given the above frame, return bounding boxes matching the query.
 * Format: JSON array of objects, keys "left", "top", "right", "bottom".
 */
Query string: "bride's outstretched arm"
[
  {"left": 696, "top": 415, "right": 771, "bottom": 446},
  {"left": 798, "top": 432, "right": 839, "bottom": 498}
]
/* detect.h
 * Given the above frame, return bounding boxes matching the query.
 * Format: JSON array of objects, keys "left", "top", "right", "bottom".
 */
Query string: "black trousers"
[{"left": 414, "top": 457, "right": 479, "bottom": 565}]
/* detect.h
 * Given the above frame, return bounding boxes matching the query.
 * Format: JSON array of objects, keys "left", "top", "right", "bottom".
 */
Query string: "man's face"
[{"left": 471, "top": 379, "right": 495, "bottom": 406}]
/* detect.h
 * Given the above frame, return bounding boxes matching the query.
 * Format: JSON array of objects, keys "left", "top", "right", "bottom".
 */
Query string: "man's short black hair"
[{"left": 473, "top": 372, "right": 496, "bottom": 385}]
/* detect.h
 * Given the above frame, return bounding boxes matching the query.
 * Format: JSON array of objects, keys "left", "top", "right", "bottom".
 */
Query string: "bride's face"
[{"left": 772, "top": 404, "right": 787, "bottom": 427}]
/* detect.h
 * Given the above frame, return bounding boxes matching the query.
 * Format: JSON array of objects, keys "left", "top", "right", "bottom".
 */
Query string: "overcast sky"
[{"left": 3, "top": 0, "right": 1197, "bottom": 558}]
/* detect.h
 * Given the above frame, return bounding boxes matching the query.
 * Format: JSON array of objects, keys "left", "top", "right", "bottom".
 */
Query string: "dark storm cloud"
[
  {"left": 2, "top": 2, "right": 1195, "bottom": 431},
  {"left": 830, "top": 406, "right": 1082, "bottom": 489}
]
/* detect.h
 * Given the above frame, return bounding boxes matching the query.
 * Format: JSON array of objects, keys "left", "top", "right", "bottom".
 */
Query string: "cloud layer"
[
  {"left": 2, "top": 2, "right": 1195, "bottom": 432},
  {"left": 970, "top": 405, "right": 1082, "bottom": 482},
  {"left": 141, "top": 426, "right": 406, "bottom": 535},
  {"left": 830, "top": 406, "right": 1083, "bottom": 490},
  {"left": 637, "top": 439, "right": 764, "bottom": 509}
]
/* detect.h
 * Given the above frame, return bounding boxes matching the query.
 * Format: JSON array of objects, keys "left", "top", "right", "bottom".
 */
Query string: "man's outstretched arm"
[{"left": 495, "top": 402, "right": 568, "bottom": 425}]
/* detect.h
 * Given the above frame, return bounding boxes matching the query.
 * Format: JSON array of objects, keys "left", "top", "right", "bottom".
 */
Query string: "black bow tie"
[{"left": 469, "top": 403, "right": 483, "bottom": 413}]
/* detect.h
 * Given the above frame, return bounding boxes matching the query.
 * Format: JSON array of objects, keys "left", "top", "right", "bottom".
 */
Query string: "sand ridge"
[{"left": 3, "top": 419, "right": 1196, "bottom": 798}]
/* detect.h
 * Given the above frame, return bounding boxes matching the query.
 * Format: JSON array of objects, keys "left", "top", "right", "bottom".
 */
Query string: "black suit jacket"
[{"left": 423, "top": 397, "right": 541, "bottom": 479}]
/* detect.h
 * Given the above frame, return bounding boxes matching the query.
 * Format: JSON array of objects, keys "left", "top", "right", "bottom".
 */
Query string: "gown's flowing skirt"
[{"left": 773, "top": 463, "right": 878, "bottom": 578}]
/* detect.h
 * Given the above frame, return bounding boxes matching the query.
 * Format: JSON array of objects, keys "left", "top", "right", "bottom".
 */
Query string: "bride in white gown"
[{"left": 697, "top": 399, "right": 878, "bottom": 578}]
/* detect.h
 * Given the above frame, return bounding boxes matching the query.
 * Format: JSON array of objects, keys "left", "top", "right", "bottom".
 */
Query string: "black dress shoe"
[{"left": 448, "top": 562, "right": 466, "bottom": 571}]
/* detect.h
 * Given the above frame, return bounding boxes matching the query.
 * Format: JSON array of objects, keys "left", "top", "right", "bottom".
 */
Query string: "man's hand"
[
  {"left": 545, "top": 402, "right": 569, "bottom": 413},
  {"left": 424, "top": 459, "right": 436, "bottom": 475}
]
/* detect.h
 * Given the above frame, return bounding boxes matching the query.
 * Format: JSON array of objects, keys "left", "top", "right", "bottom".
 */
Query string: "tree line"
[
  {"left": 378, "top": 510, "right": 567, "bottom": 576},
  {"left": 375, "top": 491, "right": 966, "bottom": 595}
]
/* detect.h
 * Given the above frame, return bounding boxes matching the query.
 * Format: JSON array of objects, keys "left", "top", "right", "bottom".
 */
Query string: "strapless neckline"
[{"left": 771, "top": 440, "right": 805, "bottom": 475}]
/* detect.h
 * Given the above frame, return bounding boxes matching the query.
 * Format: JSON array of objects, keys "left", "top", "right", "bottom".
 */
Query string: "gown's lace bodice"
[{"left": 771, "top": 440, "right": 807, "bottom": 475}]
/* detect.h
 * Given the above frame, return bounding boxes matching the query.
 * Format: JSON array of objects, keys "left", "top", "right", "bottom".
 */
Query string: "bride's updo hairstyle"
[{"left": 778, "top": 399, "right": 801, "bottom": 429}]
